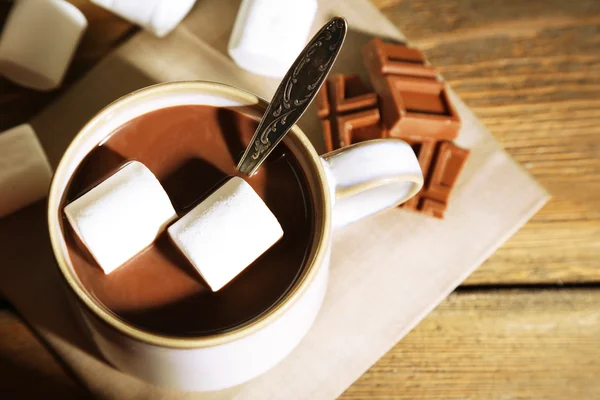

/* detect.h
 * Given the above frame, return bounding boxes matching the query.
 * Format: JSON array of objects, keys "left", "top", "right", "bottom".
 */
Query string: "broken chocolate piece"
[
  {"left": 426, "top": 141, "right": 470, "bottom": 204},
  {"left": 363, "top": 39, "right": 460, "bottom": 141},
  {"left": 402, "top": 141, "right": 469, "bottom": 218},
  {"left": 317, "top": 74, "right": 386, "bottom": 152}
]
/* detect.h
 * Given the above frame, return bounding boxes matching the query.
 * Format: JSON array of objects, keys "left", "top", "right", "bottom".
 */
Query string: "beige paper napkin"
[{"left": 0, "top": 0, "right": 549, "bottom": 398}]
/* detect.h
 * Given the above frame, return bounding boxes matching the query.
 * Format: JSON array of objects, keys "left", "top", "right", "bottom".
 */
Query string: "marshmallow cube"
[
  {"left": 168, "top": 177, "right": 283, "bottom": 292},
  {"left": 64, "top": 161, "right": 177, "bottom": 274},
  {"left": 0, "top": 124, "right": 52, "bottom": 217},
  {"left": 0, "top": 0, "right": 87, "bottom": 91},
  {"left": 228, "top": 0, "right": 318, "bottom": 78},
  {"left": 91, "top": 0, "right": 197, "bottom": 38}
]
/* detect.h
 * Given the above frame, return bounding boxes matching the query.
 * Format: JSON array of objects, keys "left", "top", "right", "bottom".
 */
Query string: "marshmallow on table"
[
  {"left": 64, "top": 161, "right": 177, "bottom": 274},
  {"left": 228, "top": 0, "right": 318, "bottom": 78},
  {"left": 0, "top": 0, "right": 87, "bottom": 91},
  {"left": 168, "top": 177, "right": 283, "bottom": 292},
  {"left": 91, "top": 0, "right": 197, "bottom": 38},
  {"left": 0, "top": 124, "right": 52, "bottom": 218}
]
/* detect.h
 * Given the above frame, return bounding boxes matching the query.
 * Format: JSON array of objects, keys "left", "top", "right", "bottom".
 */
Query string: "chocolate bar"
[
  {"left": 315, "top": 39, "right": 469, "bottom": 219},
  {"left": 363, "top": 39, "right": 460, "bottom": 141},
  {"left": 317, "top": 74, "right": 386, "bottom": 152},
  {"left": 402, "top": 141, "right": 469, "bottom": 218}
]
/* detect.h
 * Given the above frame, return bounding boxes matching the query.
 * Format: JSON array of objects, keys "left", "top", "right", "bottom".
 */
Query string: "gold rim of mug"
[{"left": 47, "top": 81, "right": 332, "bottom": 349}]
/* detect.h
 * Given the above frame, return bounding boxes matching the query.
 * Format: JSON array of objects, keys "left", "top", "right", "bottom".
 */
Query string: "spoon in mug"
[{"left": 237, "top": 17, "right": 348, "bottom": 176}]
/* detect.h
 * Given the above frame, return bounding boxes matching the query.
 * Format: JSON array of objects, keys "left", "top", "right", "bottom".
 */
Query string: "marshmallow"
[
  {"left": 228, "top": 0, "right": 318, "bottom": 78},
  {"left": 0, "top": 124, "right": 52, "bottom": 217},
  {"left": 168, "top": 177, "right": 283, "bottom": 292},
  {"left": 91, "top": 0, "right": 197, "bottom": 38},
  {"left": 0, "top": 0, "right": 87, "bottom": 91},
  {"left": 64, "top": 161, "right": 177, "bottom": 274}
]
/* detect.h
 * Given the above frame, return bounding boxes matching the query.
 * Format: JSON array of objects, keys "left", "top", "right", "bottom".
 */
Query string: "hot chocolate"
[{"left": 61, "top": 105, "right": 314, "bottom": 336}]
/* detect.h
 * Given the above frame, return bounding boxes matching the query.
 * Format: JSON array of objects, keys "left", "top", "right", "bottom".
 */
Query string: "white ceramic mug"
[{"left": 48, "top": 82, "right": 423, "bottom": 392}]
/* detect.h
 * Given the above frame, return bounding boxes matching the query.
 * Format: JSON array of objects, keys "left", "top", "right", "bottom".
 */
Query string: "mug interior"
[{"left": 48, "top": 81, "right": 331, "bottom": 348}]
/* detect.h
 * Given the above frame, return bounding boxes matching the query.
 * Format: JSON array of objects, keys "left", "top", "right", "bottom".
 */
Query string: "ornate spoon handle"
[{"left": 237, "top": 17, "right": 348, "bottom": 176}]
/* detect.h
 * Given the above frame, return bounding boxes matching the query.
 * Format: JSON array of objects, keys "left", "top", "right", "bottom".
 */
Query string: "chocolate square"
[
  {"left": 402, "top": 141, "right": 470, "bottom": 218},
  {"left": 317, "top": 74, "right": 386, "bottom": 152},
  {"left": 375, "top": 75, "right": 460, "bottom": 141},
  {"left": 424, "top": 141, "right": 470, "bottom": 204},
  {"left": 419, "top": 198, "right": 446, "bottom": 219},
  {"left": 363, "top": 38, "right": 437, "bottom": 79},
  {"left": 363, "top": 38, "right": 461, "bottom": 142}
]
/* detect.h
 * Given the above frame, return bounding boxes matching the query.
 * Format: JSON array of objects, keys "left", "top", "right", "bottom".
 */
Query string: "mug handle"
[{"left": 320, "top": 139, "right": 424, "bottom": 229}]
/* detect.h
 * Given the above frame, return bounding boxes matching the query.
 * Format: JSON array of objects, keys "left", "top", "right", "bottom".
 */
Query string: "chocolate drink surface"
[{"left": 61, "top": 105, "right": 315, "bottom": 336}]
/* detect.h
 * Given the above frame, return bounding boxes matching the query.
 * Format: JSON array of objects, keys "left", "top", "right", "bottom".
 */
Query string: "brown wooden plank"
[
  {"left": 342, "top": 288, "right": 600, "bottom": 399},
  {"left": 0, "top": 310, "right": 88, "bottom": 398},
  {"left": 373, "top": 0, "right": 600, "bottom": 285},
  {"left": 3, "top": 289, "right": 599, "bottom": 399}
]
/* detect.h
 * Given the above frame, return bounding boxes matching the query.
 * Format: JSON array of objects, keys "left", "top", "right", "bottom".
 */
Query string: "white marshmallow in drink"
[
  {"left": 0, "top": 124, "right": 53, "bottom": 217},
  {"left": 228, "top": 0, "right": 318, "bottom": 78},
  {"left": 0, "top": 0, "right": 87, "bottom": 90},
  {"left": 168, "top": 176, "right": 283, "bottom": 292},
  {"left": 91, "top": 0, "right": 197, "bottom": 38},
  {"left": 64, "top": 161, "right": 177, "bottom": 274}
]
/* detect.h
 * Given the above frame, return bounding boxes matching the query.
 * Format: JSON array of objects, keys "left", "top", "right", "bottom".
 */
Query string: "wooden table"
[{"left": 1, "top": 0, "right": 599, "bottom": 398}]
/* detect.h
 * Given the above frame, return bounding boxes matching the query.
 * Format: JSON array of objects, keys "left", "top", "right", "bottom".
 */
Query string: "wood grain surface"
[
  {"left": 0, "top": 310, "right": 88, "bottom": 399},
  {"left": 2, "top": 289, "right": 599, "bottom": 399},
  {"left": 0, "top": 0, "right": 598, "bottom": 398},
  {"left": 342, "top": 289, "right": 600, "bottom": 399},
  {"left": 372, "top": 0, "right": 600, "bottom": 286}
]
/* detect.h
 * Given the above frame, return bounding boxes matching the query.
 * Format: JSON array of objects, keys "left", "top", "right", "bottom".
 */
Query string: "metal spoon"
[{"left": 237, "top": 17, "right": 348, "bottom": 176}]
